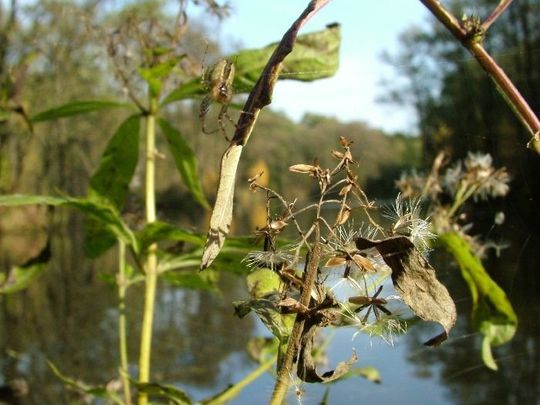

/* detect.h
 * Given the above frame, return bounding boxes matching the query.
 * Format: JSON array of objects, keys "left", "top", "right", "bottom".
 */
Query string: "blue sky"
[{"left": 202, "top": 1, "right": 432, "bottom": 133}]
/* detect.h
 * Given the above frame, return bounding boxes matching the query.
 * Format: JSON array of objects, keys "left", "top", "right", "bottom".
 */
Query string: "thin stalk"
[
  {"left": 117, "top": 240, "right": 132, "bottom": 405},
  {"left": 270, "top": 223, "right": 321, "bottom": 405},
  {"left": 138, "top": 98, "right": 159, "bottom": 405}
]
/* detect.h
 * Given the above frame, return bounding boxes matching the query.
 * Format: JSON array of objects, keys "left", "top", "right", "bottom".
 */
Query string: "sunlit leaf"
[
  {"left": 161, "top": 24, "right": 340, "bottom": 105},
  {"left": 438, "top": 232, "right": 517, "bottom": 370},
  {"left": 160, "top": 79, "right": 204, "bottom": 105},
  {"left": 0, "top": 242, "right": 50, "bottom": 294},
  {"left": 158, "top": 118, "right": 210, "bottom": 209},
  {"left": 48, "top": 361, "right": 123, "bottom": 404},
  {"left": 139, "top": 55, "right": 183, "bottom": 97},
  {"left": 246, "top": 268, "right": 282, "bottom": 299},
  {"left": 233, "top": 295, "right": 294, "bottom": 341},
  {"left": 356, "top": 235, "right": 457, "bottom": 346},
  {"left": 0, "top": 195, "right": 138, "bottom": 252},
  {"left": 345, "top": 366, "right": 382, "bottom": 384},
  {"left": 134, "top": 382, "right": 191, "bottom": 405},
  {"left": 231, "top": 23, "right": 341, "bottom": 93},
  {"left": 31, "top": 100, "right": 130, "bottom": 122}
]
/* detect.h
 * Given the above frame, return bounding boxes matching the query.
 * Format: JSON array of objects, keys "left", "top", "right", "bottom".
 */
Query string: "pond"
[{"left": 0, "top": 207, "right": 538, "bottom": 404}]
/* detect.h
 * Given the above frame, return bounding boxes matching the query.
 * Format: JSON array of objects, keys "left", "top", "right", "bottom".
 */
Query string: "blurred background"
[{"left": 0, "top": 0, "right": 538, "bottom": 403}]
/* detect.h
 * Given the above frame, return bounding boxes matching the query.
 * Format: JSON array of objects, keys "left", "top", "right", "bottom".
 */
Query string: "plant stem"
[
  {"left": 117, "top": 240, "right": 132, "bottom": 405},
  {"left": 138, "top": 98, "right": 159, "bottom": 405},
  {"left": 419, "top": 0, "right": 540, "bottom": 153},
  {"left": 270, "top": 224, "right": 321, "bottom": 405}
]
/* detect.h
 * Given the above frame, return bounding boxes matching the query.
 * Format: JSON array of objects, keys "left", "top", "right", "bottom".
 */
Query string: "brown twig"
[
  {"left": 232, "top": 0, "right": 332, "bottom": 146},
  {"left": 419, "top": 0, "right": 540, "bottom": 152}
]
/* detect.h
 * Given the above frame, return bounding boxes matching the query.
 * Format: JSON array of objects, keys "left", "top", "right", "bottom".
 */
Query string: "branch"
[{"left": 419, "top": 0, "right": 540, "bottom": 153}]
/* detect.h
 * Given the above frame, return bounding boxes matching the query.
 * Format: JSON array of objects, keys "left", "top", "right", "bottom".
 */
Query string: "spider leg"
[
  {"left": 377, "top": 304, "right": 392, "bottom": 316},
  {"left": 200, "top": 96, "right": 220, "bottom": 135},
  {"left": 361, "top": 306, "right": 373, "bottom": 324},
  {"left": 217, "top": 104, "right": 232, "bottom": 141}
]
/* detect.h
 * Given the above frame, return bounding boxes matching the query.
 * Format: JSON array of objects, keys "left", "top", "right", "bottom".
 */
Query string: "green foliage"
[
  {"left": 438, "top": 232, "right": 517, "bottom": 370},
  {"left": 0, "top": 194, "right": 138, "bottom": 252},
  {"left": 162, "top": 24, "right": 341, "bottom": 105},
  {"left": 31, "top": 100, "right": 131, "bottom": 122},
  {"left": 0, "top": 242, "right": 50, "bottom": 294},
  {"left": 133, "top": 381, "right": 191, "bottom": 405},
  {"left": 85, "top": 115, "right": 142, "bottom": 256},
  {"left": 158, "top": 118, "right": 209, "bottom": 209}
]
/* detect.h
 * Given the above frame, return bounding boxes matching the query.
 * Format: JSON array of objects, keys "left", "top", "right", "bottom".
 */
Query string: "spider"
[
  {"left": 199, "top": 58, "right": 237, "bottom": 140},
  {"left": 349, "top": 285, "right": 391, "bottom": 323}
]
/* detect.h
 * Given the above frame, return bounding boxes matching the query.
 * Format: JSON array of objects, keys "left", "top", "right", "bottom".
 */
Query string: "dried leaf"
[
  {"left": 297, "top": 317, "right": 357, "bottom": 383},
  {"left": 269, "top": 219, "right": 288, "bottom": 231},
  {"left": 350, "top": 254, "right": 376, "bottom": 272},
  {"left": 201, "top": 145, "right": 243, "bottom": 270},
  {"left": 324, "top": 256, "right": 346, "bottom": 267},
  {"left": 289, "top": 164, "right": 318, "bottom": 174},
  {"left": 335, "top": 204, "right": 351, "bottom": 225},
  {"left": 338, "top": 183, "right": 352, "bottom": 196},
  {"left": 355, "top": 235, "right": 457, "bottom": 345},
  {"left": 331, "top": 150, "right": 344, "bottom": 160},
  {"left": 278, "top": 297, "right": 310, "bottom": 314}
]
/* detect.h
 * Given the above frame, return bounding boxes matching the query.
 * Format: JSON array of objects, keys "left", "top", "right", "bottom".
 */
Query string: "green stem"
[
  {"left": 138, "top": 99, "right": 159, "bottom": 405},
  {"left": 204, "top": 356, "right": 276, "bottom": 405},
  {"left": 118, "top": 240, "right": 132, "bottom": 405}
]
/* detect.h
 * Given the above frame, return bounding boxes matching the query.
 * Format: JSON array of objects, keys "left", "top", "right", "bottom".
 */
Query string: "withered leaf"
[
  {"left": 297, "top": 315, "right": 357, "bottom": 383},
  {"left": 355, "top": 235, "right": 457, "bottom": 346},
  {"left": 201, "top": 145, "right": 243, "bottom": 270},
  {"left": 278, "top": 297, "right": 310, "bottom": 315},
  {"left": 289, "top": 164, "right": 318, "bottom": 174}
]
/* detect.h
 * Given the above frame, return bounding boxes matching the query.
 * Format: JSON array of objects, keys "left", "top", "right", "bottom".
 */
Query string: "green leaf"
[
  {"left": 137, "top": 221, "right": 205, "bottom": 252},
  {"left": 231, "top": 23, "right": 340, "bottom": 93},
  {"left": 161, "top": 24, "right": 341, "bottom": 105},
  {"left": 345, "top": 366, "right": 382, "bottom": 384},
  {"left": 134, "top": 382, "right": 191, "bottom": 405},
  {"left": 89, "top": 115, "right": 141, "bottom": 205},
  {"left": 139, "top": 55, "right": 183, "bottom": 97},
  {"left": 438, "top": 232, "right": 517, "bottom": 370},
  {"left": 31, "top": 100, "right": 130, "bottom": 122},
  {"left": 84, "top": 115, "right": 141, "bottom": 257},
  {"left": 158, "top": 118, "right": 209, "bottom": 209},
  {"left": 161, "top": 268, "right": 218, "bottom": 291},
  {"left": 48, "top": 361, "right": 123, "bottom": 404},
  {"left": 0, "top": 242, "right": 50, "bottom": 294},
  {"left": 161, "top": 79, "right": 204, "bottom": 105},
  {"left": 0, "top": 195, "right": 138, "bottom": 253}
]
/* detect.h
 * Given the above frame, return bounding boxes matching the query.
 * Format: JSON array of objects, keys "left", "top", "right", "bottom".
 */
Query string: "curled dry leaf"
[
  {"left": 289, "top": 164, "right": 319, "bottom": 175},
  {"left": 297, "top": 314, "right": 357, "bottom": 383},
  {"left": 355, "top": 235, "right": 457, "bottom": 346},
  {"left": 335, "top": 204, "right": 351, "bottom": 225}
]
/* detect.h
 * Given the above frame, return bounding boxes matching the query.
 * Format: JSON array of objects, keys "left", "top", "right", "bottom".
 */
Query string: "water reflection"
[{"left": 1, "top": 207, "right": 539, "bottom": 404}]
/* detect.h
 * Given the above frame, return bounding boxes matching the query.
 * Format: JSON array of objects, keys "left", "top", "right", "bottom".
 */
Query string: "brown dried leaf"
[
  {"left": 350, "top": 254, "right": 376, "bottom": 272},
  {"left": 278, "top": 297, "right": 310, "bottom": 315},
  {"left": 297, "top": 317, "right": 357, "bottom": 383},
  {"left": 339, "top": 136, "right": 353, "bottom": 147},
  {"left": 201, "top": 145, "right": 243, "bottom": 270},
  {"left": 269, "top": 219, "right": 288, "bottom": 231},
  {"left": 338, "top": 183, "right": 352, "bottom": 196},
  {"left": 331, "top": 150, "right": 344, "bottom": 160},
  {"left": 335, "top": 204, "right": 351, "bottom": 225},
  {"left": 289, "top": 164, "right": 317, "bottom": 174},
  {"left": 355, "top": 235, "right": 457, "bottom": 345},
  {"left": 324, "top": 256, "right": 346, "bottom": 267}
]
